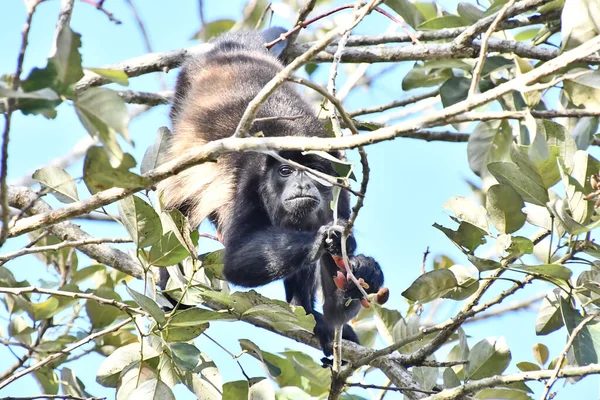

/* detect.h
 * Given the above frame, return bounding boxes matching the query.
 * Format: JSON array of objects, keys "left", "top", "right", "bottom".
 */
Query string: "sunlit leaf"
[
  {"left": 32, "top": 166, "right": 79, "bottom": 203},
  {"left": 402, "top": 269, "right": 458, "bottom": 303}
]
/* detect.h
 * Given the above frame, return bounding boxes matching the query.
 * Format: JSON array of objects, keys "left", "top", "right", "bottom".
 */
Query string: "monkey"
[{"left": 157, "top": 29, "right": 384, "bottom": 356}]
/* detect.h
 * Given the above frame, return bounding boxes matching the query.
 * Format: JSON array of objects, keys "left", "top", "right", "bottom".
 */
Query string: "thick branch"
[
  {"left": 425, "top": 364, "right": 600, "bottom": 400},
  {"left": 8, "top": 34, "right": 600, "bottom": 237},
  {"left": 7, "top": 186, "right": 143, "bottom": 278}
]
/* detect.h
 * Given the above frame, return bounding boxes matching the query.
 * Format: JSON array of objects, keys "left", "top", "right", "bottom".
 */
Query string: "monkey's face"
[{"left": 260, "top": 153, "right": 333, "bottom": 229}]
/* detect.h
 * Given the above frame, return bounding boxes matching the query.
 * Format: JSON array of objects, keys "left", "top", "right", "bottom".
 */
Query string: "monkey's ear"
[{"left": 261, "top": 26, "right": 288, "bottom": 59}]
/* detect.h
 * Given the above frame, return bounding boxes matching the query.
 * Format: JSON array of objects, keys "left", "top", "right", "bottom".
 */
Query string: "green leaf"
[
  {"left": 560, "top": 297, "right": 600, "bottom": 365},
  {"left": 457, "top": 3, "right": 485, "bottom": 23},
  {"left": 373, "top": 304, "right": 402, "bottom": 344},
  {"left": 193, "top": 19, "right": 236, "bottom": 41},
  {"left": 181, "top": 353, "right": 222, "bottom": 399},
  {"left": 75, "top": 87, "right": 130, "bottom": 144},
  {"left": 83, "top": 147, "right": 146, "bottom": 194},
  {"left": 169, "top": 342, "right": 201, "bottom": 371},
  {"left": 467, "top": 254, "right": 501, "bottom": 272},
  {"left": 30, "top": 297, "right": 60, "bottom": 321},
  {"left": 413, "top": 361, "right": 438, "bottom": 390},
  {"left": 467, "top": 120, "right": 512, "bottom": 177},
  {"left": 386, "top": 0, "right": 425, "bottom": 28},
  {"left": 222, "top": 381, "right": 249, "bottom": 399},
  {"left": 118, "top": 195, "right": 162, "bottom": 248},
  {"left": 434, "top": 222, "right": 486, "bottom": 253},
  {"left": 443, "top": 196, "right": 488, "bottom": 232},
  {"left": 239, "top": 339, "right": 282, "bottom": 377},
  {"left": 401, "top": 269, "right": 458, "bottom": 303},
  {"left": 34, "top": 367, "right": 59, "bottom": 395},
  {"left": 141, "top": 127, "right": 170, "bottom": 175},
  {"left": 486, "top": 184, "right": 526, "bottom": 234},
  {"left": 443, "top": 367, "right": 461, "bottom": 389},
  {"left": 129, "top": 379, "right": 175, "bottom": 400},
  {"left": 419, "top": 15, "right": 468, "bottom": 30},
  {"left": 242, "top": 303, "right": 314, "bottom": 333},
  {"left": 496, "top": 235, "right": 534, "bottom": 258},
  {"left": 533, "top": 343, "right": 549, "bottom": 366},
  {"left": 116, "top": 363, "right": 157, "bottom": 400},
  {"left": 475, "top": 388, "right": 532, "bottom": 400},
  {"left": 201, "top": 250, "right": 225, "bottom": 280},
  {"left": 160, "top": 209, "right": 198, "bottom": 259},
  {"left": 442, "top": 264, "right": 479, "bottom": 300},
  {"left": 32, "top": 166, "right": 79, "bottom": 203},
  {"left": 148, "top": 231, "right": 190, "bottom": 267},
  {"left": 85, "top": 68, "right": 129, "bottom": 86},
  {"left": 509, "top": 264, "right": 572, "bottom": 282},
  {"left": 51, "top": 26, "right": 84, "bottom": 86},
  {"left": 561, "top": 0, "right": 600, "bottom": 50},
  {"left": 169, "top": 308, "right": 236, "bottom": 326},
  {"left": 402, "top": 63, "right": 453, "bottom": 90},
  {"left": 391, "top": 315, "right": 421, "bottom": 352},
  {"left": 0, "top": 87, "right": 59, "bottom": 100},
  {"left": 487, "top": 162, "right": 549, "bottom": 206},
  {"left": 96, "top": 342, "right": 160, "bottom": 387},
  {"left": 571, "top": 117, "right": 599, "bottom": 150},
  {"left": 125, "top": 286, "right": 166, "bottom": 326},
  {"left": 516, "top": 361, "right": 540, "bottom": 372},
  {"left": 248, "top": 377, "right": 275, "bottom": 399},
  {"left": 467, "top": 337, "right": 511, "bottom": 380},
  {"left": 440, "top": 77, "right": 470, "bottom": 108},
  {"left": 85, "top": 286, "right": 124, "bottom": 329},
  {"left": 536, "top": 290, "right": 564, "bottom": 335}
]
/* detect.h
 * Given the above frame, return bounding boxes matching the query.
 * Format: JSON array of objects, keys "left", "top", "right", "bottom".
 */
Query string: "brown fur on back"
[{"left": 158, "top": 30, "right": 330, "bottom": 231}]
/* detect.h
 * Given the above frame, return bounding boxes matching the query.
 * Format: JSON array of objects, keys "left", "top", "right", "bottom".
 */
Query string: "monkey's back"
[{"left": 159, "top": 31, "right": 329, "bottom": 230}]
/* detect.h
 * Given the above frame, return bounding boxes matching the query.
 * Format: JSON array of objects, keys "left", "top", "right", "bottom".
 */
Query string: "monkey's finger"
[
  {"left": 360, "top": 298, "right": 371, "bottom": 308},
  {"left": 358, "top": 278, "right": 369, "bottom": 289},
  {"left": 333, "top": 271, "right": 346, "bottom": 291}
]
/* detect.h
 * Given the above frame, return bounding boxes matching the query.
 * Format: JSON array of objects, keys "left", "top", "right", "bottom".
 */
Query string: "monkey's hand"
[
  {"left": 333, "top": 255, "right": 383, "bottom": 300},
  {"left": 318, "top": 221, "right": 357, "bottom": 257}
]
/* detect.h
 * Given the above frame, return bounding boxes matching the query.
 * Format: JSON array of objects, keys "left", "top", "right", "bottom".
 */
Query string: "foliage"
[{"left": 2, "top": 0, "right": 600, "bottom": 399}]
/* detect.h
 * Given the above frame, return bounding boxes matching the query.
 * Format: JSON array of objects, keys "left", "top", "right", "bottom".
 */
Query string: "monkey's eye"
[{"left": 279, "top": 165, "right": 294, "bottom": 177}]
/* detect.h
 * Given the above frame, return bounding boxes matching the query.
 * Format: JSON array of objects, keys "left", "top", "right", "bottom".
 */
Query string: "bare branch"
[
  {"left": 425, "top": 363, "right": 600, "bottom": 400},
  {"left": 0, "top": 237, "right": 132, "bottom": 262},
  {"left": 0, "top": 286, "right": 145, "bottom": 315},
  {"left": 0, "top": 0, "right": 44, "bottom": 246},
  {"left": 9, "top": 34, "right": 600, "bottom": 238},
  {"left": 349, "top": 90, "right": 439, "bottom": 117},
  {"left": 468, "top": 0, "right": 516, "bottom": 97},
  {"left": 8, "top": 186, "right": 143, "bottom": 278},
  {"left": 117, "top": 89, "right": 173, "bottom": 105},
  {"left": 0, "top": 318, "right": 133, "bottom": 389},
  {"left": 541, "top": 314, "right": 597, "bottom": 399}
]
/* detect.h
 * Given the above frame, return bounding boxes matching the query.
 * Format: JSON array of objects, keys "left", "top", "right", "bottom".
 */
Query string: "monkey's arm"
[{"left": 223, "top": 227, "right": 326, "bottom": 287}]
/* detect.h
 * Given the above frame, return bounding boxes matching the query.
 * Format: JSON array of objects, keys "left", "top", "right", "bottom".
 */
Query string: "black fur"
[{"left": 160, "top": 30, "right": 384, "bottom": 356}]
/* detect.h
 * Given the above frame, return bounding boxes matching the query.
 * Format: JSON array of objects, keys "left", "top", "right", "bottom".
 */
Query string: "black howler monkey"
[{"left": 158, "top": 29, "right": 384, "bottom": 356}]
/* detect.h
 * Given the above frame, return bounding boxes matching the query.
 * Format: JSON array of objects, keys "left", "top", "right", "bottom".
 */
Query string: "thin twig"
[
  {"left": 0, "top": 286, "right": 146, "bottom": 314},
  {"left": 10, "top": 35, "right": 600, "bottom": 238},
  {"left": 541, "top": 314, "right": 597, "bottom": 399},
  {"left": 0, "top": 318, "right": 133, "bottom": 389},
  {"left": 0, "top": 237, "right": 132, "bottom": 262},
  {"left": 0, "top": 0, "right": 43, "bottom": 246},
  {"left": 468, "top": 0, "right": 516, "bottom": 97},
  {"left": 79, "top": 0, "right": 122, "bottom": 24},
  {"left": 346, "top": 382, "right": 438, "bottom": 395},
  {"left": 349, "top": 90, "right": 439, "bottom": 117}
]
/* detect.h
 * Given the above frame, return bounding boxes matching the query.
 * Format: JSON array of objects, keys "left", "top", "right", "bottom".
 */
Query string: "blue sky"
[{"left": 0, "top": 0, "right": 598, "bottom": 399}]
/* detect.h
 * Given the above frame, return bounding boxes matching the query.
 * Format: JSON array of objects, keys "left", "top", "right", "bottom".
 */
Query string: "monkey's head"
[{"left": 259, "top": 151, "right": 335, "bottom": 230}]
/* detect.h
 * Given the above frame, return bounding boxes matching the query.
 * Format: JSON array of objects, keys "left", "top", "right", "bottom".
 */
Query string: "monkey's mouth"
[{"left": 286, "top": 195, "right": 319, "bottom": 204}]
